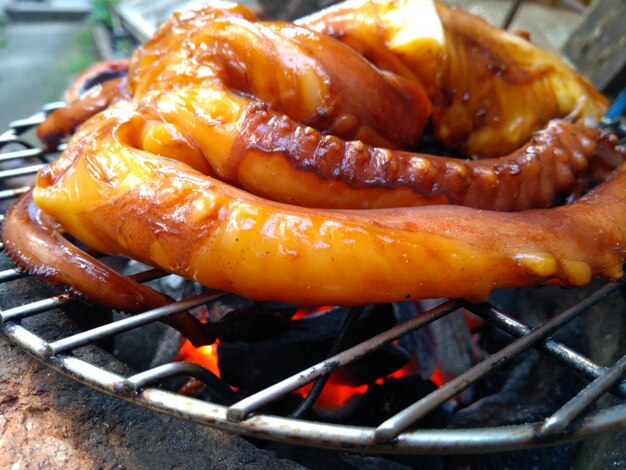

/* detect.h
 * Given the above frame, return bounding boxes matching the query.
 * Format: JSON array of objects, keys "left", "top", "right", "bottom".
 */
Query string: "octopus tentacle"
[
  {"left": 1, "top": 191, "right": 211, "bottom": 346},
  {"left": 38, "top": 78, "right": 127, "bottom": 148},
  {"left": 136, "top": 87, "right": 623, "bottom": 210},
  {"left": 233, "top": 109, "right": 623, "bottom": 209},
  {"left": 127, "top": 12, "right": 431, "bottom": 148},
  {"left": 63, "top": 59, "right": 130, "bottom": 104},
  {"left": 22, "top": 107, "right": 626, "bottom": 306}
]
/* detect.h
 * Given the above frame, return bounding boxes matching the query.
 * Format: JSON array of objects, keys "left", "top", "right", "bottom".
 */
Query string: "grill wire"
[{"left": 0, "top": 105, "right": 625, "bottom": 454}]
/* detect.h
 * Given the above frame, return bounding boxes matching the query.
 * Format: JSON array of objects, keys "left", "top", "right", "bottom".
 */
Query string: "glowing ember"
[
  {"left": 176, "top": 339, "right": 222, "bottom": 378},
  {"left": 175, "top": 305, "right": 449, "bottom": 409},
  {"left": 176, "top": 335, "right": 441, "bottom": 410},
  {"left": 297, "top": 376, "right": 369, "bottom": 409},
  {"left": 429, "top": 366, "right": 445, "bottom": 387},
  {"left": 291, "top": 305, "right": 334, "bottom": 320}
]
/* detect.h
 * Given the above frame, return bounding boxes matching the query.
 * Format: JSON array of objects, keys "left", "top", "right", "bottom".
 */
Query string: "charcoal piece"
[
  {"left": 393, "top": 302, "right": 436, "bottom": 379},
  {"left": 316, "top": 375, "right": 443, "bottom": 428},
  {"left": 448, "top": 351, "right": 583, "bottom": 428},
  {"left": 218, "top": 304, "right": 397, "bottom": 391},
  {"left": 421, "top": 302, "right": 476, "bottom": 404},
  {"left": 205, "top": 308, "right": 296, "bottom": 343},
  {"left": 206, "top": 294, "right": 297, "bottom": 322},
  {"left": 334, "top": 343, "right": 410, "bottom": 386}
]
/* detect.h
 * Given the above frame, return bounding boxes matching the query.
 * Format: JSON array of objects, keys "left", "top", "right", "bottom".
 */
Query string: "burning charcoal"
[
  {"left": 419, "top": 300, "right": 477, "bottom": 404},
  {"left": 218, "top": 304, "right": 397, "bottom": 391},
  {"left": 393, "top": 302, "right": 436, "bottom": 379},
  {"left": 448, "top": 351, "right": 582, "bottom": 428},
  {"left": 313, "top": 375, "right": 443, "bottom": 428},
  {"left": 204, "top": 307, "right": 297, "bottom": 343},
  {"left": 334, "top": 343, "right": 410, "bottom": 386}
]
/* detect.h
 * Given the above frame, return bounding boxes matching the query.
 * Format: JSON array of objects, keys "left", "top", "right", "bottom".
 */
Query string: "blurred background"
[{"left": 0, "top": 0, "right": 623, "bottom": 130}]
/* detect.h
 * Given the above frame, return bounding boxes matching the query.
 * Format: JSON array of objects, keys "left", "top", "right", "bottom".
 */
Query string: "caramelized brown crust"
[
  {"left": 63, "top": 59, "right": 130, "bottom": 104},
  {"left": 235, "top": 110, "right": 623, "bottom": 209}
]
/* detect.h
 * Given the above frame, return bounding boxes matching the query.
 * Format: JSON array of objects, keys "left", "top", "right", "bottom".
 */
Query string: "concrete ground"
[{"left": 0, "top": 21, "right": 90, "bottom": 130}]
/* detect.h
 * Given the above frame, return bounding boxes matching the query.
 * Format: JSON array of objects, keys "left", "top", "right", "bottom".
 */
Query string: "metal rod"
[
  {"left": 115, "top": 361, "right": 237, "bottom": 405},
  {"left": 290, "top": 305, "right": 369, "bottom": 418},
  {"left": 502, "top": 0, "right": 524, "bottom": 29},
  {"left": 0, "top": 164, "right": 45, "bottom": 180},
  {"left": 5, "top": 316, "right": 625, "bottom": 454},
  {"left": 373, "top": 281, "right": 621, "bottom": 443},
  {"left": 41, "top": 101, "right": 66, "bottom": 113},
  {"left": 128, "top": 267, "right": 168, "bottom": 283},
  {"left": 0, "top": 186, "right": 31, "bottom": 200},
  {"left": 0, "top": 147, "right": 43, "bottom": 163},
  {"left": 0, "top": 267, "right": 26, "bottom": 283},
  {"left": 8, "top": 113, "right": 47, "bottom": 133},
  {"left": 541, "top": 355, "right": 626, "bottom": 436},
  {"left": 45, "top": 292, "right": 221, "bottom": 355},
  {"left": 8, "top": 102, "right": 64, "bottom": 135},
  {"left": 468, "top": 302, "right": 626, "bottom": 398},
  {"left": 0, "top": 132, "right": 17, "bottom": 145},
  {"left": 1, "top": 294, "right": 72, "bottom": 324},
  {"left": 226, "top": 300, "right": 462, "bottom": 422},
  {"left": 0, "top": 266, "right": 166, "bottom": 320}
]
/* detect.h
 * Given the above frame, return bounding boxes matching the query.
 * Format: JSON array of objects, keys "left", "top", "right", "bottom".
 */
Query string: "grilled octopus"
[
  {"left": 36, "top": 1, "right": 616, "bottom": 211},
  {"left": 3, "top": 1, "right": 626, "bottom": 324}
]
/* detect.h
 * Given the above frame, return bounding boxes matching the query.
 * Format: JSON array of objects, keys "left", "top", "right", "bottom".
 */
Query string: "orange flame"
[
  {"left": 176, "top": 339, "right": 222, "bottom": 378},
  {"left": 175, "top": 307, "right": 449, "bottom": 408}
]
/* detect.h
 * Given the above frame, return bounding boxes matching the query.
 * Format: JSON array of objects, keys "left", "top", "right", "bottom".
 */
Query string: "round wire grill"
[{"left": 1, "top": 105, "right": 626, "bottom": 455}]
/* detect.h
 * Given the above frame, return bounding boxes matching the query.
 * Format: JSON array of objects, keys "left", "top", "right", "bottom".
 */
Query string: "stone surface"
[{"left": 0, "top": 272, "right": 303, "bottom": 469}]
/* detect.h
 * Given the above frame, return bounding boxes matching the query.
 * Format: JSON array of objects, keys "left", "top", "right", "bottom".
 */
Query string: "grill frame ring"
[{"left": 0, "top": 107, "right": 625, "bottom": 455}]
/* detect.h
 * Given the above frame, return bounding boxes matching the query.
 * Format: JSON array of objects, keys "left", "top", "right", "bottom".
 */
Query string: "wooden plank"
[{"left": 562, "top": 0, "right": 626, "bottom": 92}]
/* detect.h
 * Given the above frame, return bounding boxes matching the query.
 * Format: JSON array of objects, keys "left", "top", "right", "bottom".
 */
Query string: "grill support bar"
[
  {"left": 374, "top": 282, "right": 621, "bottom": 442},
  {"left": 45, "top": 292, "right": 223, "bottom": 355},
  {"left": 541, "top": 354, "right": 626, "bottom": 436},
  {"left": 117, "top": 361, "right": 237, "bottom": 405},
  {"left": 469, "top": 301, "right": 626, "bottom": 398}
]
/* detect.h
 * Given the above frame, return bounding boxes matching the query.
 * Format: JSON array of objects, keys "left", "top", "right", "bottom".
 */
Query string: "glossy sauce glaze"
[{"left": 3, "top": 1, "right": 624, "bottom": 313}]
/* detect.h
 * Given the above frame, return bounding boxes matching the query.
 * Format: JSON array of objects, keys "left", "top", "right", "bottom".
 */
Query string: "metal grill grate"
[{"left": 0, "top": 106, "right": 625, "bottom": 454}]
